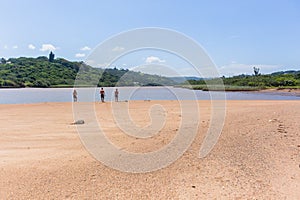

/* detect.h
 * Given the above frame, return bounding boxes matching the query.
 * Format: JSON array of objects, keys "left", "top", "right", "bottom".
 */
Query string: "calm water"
[{"left": 0, "top": 87, "right": 299, "bottom": 104}]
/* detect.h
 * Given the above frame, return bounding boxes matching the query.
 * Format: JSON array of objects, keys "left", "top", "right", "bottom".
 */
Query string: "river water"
[{"left": 0, "top": 87, "right": 299, "bottom": 104}]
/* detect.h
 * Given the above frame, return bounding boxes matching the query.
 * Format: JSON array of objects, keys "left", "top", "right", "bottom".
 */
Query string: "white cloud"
[
  {"left": 112, "top": 46, "right": 125, "bottom": 52},
  {"left": 80, "top": 46, "right": 91, "bottom": 51},
  {"left": 28, "top": 44, "right": 36, "bottom": 50},
  {"left": 40, "top": 44, "right": 57, "bottom": 52},
  {"left": 145, "top": 56, "right": 165, "bottom": 64},
  {"left": 218, "top": 63, "right": 280, "bottom": 77},
  {"left": 12, "top": 45, "right": 18, "bottom": 49},
  {"left": 75, "top": 53, "right": 86, "bottom": 58},
  {"left": 4, "top": 45, "right": 8, "bottom": 49}
]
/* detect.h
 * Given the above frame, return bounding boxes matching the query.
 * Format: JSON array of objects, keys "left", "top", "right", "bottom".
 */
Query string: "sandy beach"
[{"left": 0, "top": 100, "right": 299, "bottom": 199}]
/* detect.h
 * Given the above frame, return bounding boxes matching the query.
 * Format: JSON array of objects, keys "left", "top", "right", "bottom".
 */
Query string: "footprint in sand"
[{"left": 277, "top": 122, "right": 287, "bottom": 134}]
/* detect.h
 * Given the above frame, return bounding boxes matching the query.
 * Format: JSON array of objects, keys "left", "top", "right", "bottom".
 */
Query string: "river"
[{"left": 0, "top": 87, "right": 299, "bottom": 104}]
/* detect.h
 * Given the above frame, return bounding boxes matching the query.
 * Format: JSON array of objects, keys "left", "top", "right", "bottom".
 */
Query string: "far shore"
[
  {"left": 260, "top": 88, "right": 300, "bottom": 93},
  {"left": 177, "top": 85, "right": 300, "bottom": 94}
]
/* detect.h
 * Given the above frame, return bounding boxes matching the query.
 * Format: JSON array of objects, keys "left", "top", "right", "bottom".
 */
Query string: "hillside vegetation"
[
  {"left": 184, "top": 70, "right": 300, "bottom": 91},
  {"left": 0, "top": 57, "right": 175, "bottom": 88},
  {"left": 1, "top": 56, "right": 299, "bottom": 90}
]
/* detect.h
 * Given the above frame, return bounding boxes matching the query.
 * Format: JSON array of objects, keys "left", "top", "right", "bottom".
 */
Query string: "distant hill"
[
  {"left": 1, "top": 56, "right": 299, "bottom": 89},
  {"left": 270, "top": 70, "right": 300, "bottom": 76},
  {"left": 169, "top": 76, "right": 202, "bottom": 83},
  {"left": 0, "top": 56, "right": 175, "bottom": 88},
  {"left": 184, "top": 69, "right": 300, "bottom": 89}
]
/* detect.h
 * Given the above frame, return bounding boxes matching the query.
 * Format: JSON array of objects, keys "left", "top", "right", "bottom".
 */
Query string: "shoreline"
[
  {"left": 260, "top": 88, "right": 300, "bottom": 94},
  {"left": 1, "top": 98, "right": 299, "bottom": 107}
]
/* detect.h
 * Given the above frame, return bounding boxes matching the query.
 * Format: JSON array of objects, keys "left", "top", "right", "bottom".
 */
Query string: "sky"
[{"left": 0, "top": 0, "right": 300, "bottom": 77}]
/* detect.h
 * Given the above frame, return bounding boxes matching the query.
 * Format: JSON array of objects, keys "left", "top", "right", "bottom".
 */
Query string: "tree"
[
  {"left": 49, "top": 51, "right": 55, "bottom": 62},
  {"left": 1, "top": 58, "right": 6, "bottom": 64},
  {"left": 253, "top": 67, "right": 260, "bottom": 76}
]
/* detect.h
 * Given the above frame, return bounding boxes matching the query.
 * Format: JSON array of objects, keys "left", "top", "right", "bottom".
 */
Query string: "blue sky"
[{"left": 0, "top": 0, "right": 299, "bottom": 76}]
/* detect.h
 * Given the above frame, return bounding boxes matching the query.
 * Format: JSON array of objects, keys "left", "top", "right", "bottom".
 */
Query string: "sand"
[
  {"left": 260, "top": 88, "right": 300, "bottom": 96},
  {"left": 0, "top": 100, "right": 299, "bottom": 199}
]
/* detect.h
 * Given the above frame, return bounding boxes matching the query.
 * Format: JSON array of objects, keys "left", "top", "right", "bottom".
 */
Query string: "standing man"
[
  {"left": 114, "top": 88, "right": 119, "bottom": 102},
  {"left": 100, "top": 87, "right": 105, "bottom": 102},
  {"left": 73, "top": 89, "right": 78, "bottom": 102}
]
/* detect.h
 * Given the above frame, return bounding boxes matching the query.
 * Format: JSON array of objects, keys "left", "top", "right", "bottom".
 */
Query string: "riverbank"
[
  {"left": 178, "top": 85, "right": 262, "bottom": 91},
  {"left": 260, "top": 88, "right": 300, "bottom": 95},
  {"left": 0, "top": 101, "right": 299, "bottom": 199},
  {"left": 179, "top": 84, "right": 300, "bottom": 93}
]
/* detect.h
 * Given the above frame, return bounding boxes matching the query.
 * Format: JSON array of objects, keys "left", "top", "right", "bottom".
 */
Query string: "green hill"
[
  {"left": 183, "top": 70, "right": 300, "bottom": 91},
  {"left": 0, "top": 56, "right": 175, "bottom": 88}
]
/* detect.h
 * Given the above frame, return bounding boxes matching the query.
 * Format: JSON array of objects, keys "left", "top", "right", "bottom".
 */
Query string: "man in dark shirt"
[{"left": 100, "top": 88, "right": 105, "bottom": 102}]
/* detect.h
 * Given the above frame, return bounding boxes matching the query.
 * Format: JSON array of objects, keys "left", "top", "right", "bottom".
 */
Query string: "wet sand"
[
  {"left": 260, "top": 88, "right": 300, "bottom": 96},
  {"left": 0, "top": 100, "right": 299, "bottom": 199}
]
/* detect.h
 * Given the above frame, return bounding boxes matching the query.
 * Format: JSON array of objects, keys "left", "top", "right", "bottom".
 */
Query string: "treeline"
[
  {"left": 186, "top": 71, "right": 300, "bottom": 89},
  {"left": 0, "top": 57, "right": 175, "bottom": 88},
  {"left": 1, "top": 56, "right": 299, "bottom": 89},
  {"left": 0, "top": 57, "right": 79, "bottom": 87}
]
